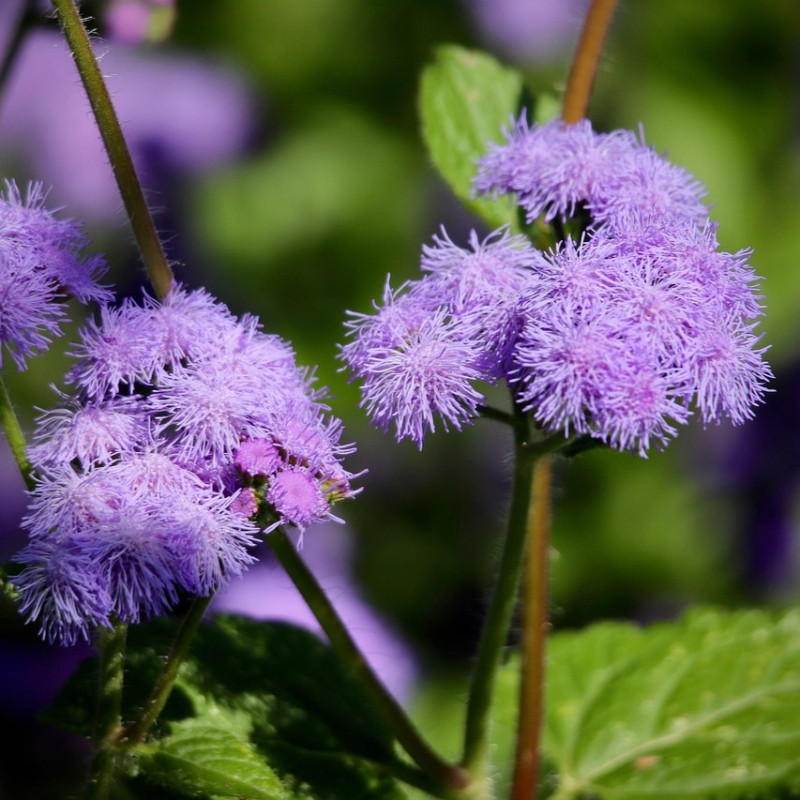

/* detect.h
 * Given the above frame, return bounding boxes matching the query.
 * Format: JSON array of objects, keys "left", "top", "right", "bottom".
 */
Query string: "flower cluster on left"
[{"left": 3, "top": 182, "right": 358, "bottom": 646}]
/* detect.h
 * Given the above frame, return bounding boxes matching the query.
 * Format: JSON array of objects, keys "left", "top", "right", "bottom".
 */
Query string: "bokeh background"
[{"left": 1, "top": 0, "right": 799, "bottom": 795}]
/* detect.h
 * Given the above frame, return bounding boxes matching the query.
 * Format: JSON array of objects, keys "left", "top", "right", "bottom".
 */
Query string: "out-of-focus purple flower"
[
  {"left": 212, "top": 527, "right": 418, "bottom": 703},
  {"left": 0, "top": 181, "right": 109, "bottom": 369},
  {"left": 104, "top": 0, "right": 177, "bottom": 45},
  {"left": 463, "top": 0, "right": 589, "bottom": 64},
  {"left": 0, "top": 30, "right": 254, "bottom": 220}
]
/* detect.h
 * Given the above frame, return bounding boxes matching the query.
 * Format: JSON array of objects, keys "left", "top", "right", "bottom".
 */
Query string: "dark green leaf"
[
  {"left": 418, "top": 45, "right": 524, "bottom": 230},
  {"left": 48, "top": 616, "right": 404, "bottom": 799}
]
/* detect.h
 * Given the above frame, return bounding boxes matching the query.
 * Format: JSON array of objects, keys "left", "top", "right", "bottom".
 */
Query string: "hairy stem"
[
  {"left": 123, "top": 594, "right": 213, "bottom": 746},
  {"left": 562, "top": 0, "right": 619, "bottom": 124},
  {"left": 50, "top": 0, "right": 173, "bottom": 300},
  {"left": 267, "top": 527, "right": 469, "bottom": 794},
  {"left": 511, "top": 456, "right": 552, "bottom": 800},
  {"left": 0, "top": 374, "right": 34, "bottom": 491},
  {"left": 460, "top": 402, "right": 538, "bottom": 775},
  {"left": 86, "top": 622, "right": 127, "bottom": 800}
]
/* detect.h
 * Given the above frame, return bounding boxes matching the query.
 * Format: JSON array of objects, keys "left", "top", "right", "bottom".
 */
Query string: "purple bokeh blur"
[
  {"left": 105, "top": 0, "right": 177, "bottom": 45},
  {"left": 213, "top": 526, "right": 418, "bottom": 702},
  {"left": 0, "top": 27, "right": 255, "bottom": 222},
  {"left": 463, "top": 0, "right": 589, "bottom": 63}
]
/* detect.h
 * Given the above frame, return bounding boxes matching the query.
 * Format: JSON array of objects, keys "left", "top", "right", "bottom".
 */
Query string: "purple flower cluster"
[
  {"left": 341, "top": 118, "right": 771, "bottom": 454},
  {"left": 14, "top": 284, "right": 357, "bottom": 645},
  {"left": 0, "top": 181, "right": 109, "bottom": 369}
]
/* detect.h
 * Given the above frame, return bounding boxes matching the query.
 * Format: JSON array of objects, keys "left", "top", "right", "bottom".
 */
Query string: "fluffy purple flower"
[
  {"left": 16, "top": 455, "right": 259, "bottom": 641},
  {"left": 12, "top": 537, "right": 113, "bottom": 647},
  {"left": 415, "top": 226, "right": 545, "bottom": 371},
  {"left": 346, "top": 121, "right": 770, "bottom": 455},
  {"left": 66, "top": 285, "right": 239, "bottom": 399},
  {"left": 342, "top": 228, "right": 549, "bottom": 446},
  {"left": 15, "top": 284, "right": 360, "bottom": 643},
  {"left": 0, "top": 252, "right": 65, "bottom": 370},
  {"left": 266, "top": 468, "right": 339, "bottom": 532},
  {"left": 0, "top": 181, "right": 109, "bottom": 369},
  {"left": 235, "top": 438, "right": 283, "bottom": 478},
  {"left": 341, "top": 278, "right": 437, "bottom": 375},
  {"left": 474, "top": 116, "right": 709, "bottom": 231},
  {"left": 510, "top": 224, "right": 770, "bottom": 453},
  {"left": 685, "top": 321, "right": 772, "bottom": 426},
  {"left": 353, "top": 308, "right": 487, "bottom": 448},
  {"left": 28, "top": 395, "right": 151, "bottom": 471}
]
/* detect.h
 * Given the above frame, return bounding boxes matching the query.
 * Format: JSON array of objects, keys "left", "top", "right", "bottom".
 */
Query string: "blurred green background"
[
  {"left": 170, "top": 0, "right": 800, "bottom": 659},
  {"left": 2, "top": 0, "right": 800, "bottom": 698}
]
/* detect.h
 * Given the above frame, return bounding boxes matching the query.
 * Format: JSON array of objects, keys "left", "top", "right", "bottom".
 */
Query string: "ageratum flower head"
[
  {"left": 341, "top": 229, "right": 543, "bottom": 447},
  {"left": 341, "top": 117, "right": 771, "bottom": 455},
  {"left": 0, "top": 180, "right": 109, "bottom": 369},
  {"left": 14, "top": 283, "right": 359, "bottom": 645}
]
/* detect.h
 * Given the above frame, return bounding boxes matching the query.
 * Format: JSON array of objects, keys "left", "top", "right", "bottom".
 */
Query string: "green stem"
[
  {"left": 460, "top": 401, "right": 538, "bottom": 775},
  {"left": 477, "top": 404, "right": 515, "bottom": 427},
  {"left": 50, "top": 0, "right": 173, "bottom": 300},
  {"left": 267, "top": 527, "right": 469, "bottom": 794},
  {"left": 561, "top": 0, "right": 619, "bottom": 124},
  {"left": 0, "top": 374, "right": 34, "bottom": 491},
  {"left": 123, "top": 594, "right": 213, "bottom": 745},
  {"left": 86, "top": 622, "right": 127, "bottom": 800},
  {"left": 510, "top": 457, "right": 552, "bottom": 800}
]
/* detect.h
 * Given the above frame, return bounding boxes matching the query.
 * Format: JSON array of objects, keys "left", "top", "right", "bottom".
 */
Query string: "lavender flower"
[
  {"left": 14, "top": 285, "right": 359, "bottom": 645},
  {"left": 474, "top": 116, "right": 708, "bottom": 230},
  {"left": 464, "top": 0, "right": 588, "bottom": 64},
  {"left": 343, "top": 118, "right": 771, "bottom": 455},
  {"left": 0, "top": 181, "right": 109, "bottom": 369},
  {"left": 341, "top": 228, "right": 545, "bottom": 446},
  {"left": 28, "top": 394, "right": 151, "bottom": 472},
  {"left": 266, "top": 468, "right": 340, "bottom": 532}
]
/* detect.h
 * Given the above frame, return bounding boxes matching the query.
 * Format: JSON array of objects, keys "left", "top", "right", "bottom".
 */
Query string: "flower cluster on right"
[{"left": 341, "top": 117, "right": 771, "bottom": 455}]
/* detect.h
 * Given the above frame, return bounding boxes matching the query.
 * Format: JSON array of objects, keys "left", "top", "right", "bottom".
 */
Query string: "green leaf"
[
  {"left": 48, "top": 617, "right": 404, "bottom": 799},
  {"left": 418, "top": 45, "right": 524, "bottom": 230},
  {"left": 497, "top": 607, "right": 800, "bottom": 800},
  {"left": 137, "top": 719, "right": 290, "bottom": 800}
]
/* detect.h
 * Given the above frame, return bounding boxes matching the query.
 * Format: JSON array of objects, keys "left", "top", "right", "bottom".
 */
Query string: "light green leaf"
[
  {"left": 418, "top": 45, "right": 524, "bottom": 230},
  {"left": 505, "top": 607, "right": 800, "bottom": 799},
  {"left": 137, "top": 719, "right": 290, "bottom": 800}
]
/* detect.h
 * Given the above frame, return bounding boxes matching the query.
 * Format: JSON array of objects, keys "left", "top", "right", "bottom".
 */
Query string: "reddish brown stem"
[
  {"left": 562, "top": 0, "right": 619, "bottom": 124},
  {"left": 510, "top": 457, "right": 552, "bottom": 800}
]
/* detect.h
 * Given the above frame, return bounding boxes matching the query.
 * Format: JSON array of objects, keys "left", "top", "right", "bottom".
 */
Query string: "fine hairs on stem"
[{"left": 51, "top": 0, "right": 173, "bottom": 299}]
